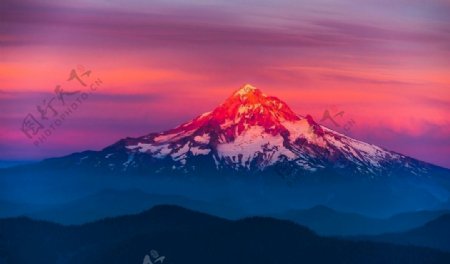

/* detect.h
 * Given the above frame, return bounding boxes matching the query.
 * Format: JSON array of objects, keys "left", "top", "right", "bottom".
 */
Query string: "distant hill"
[
  {"left": 4, "top": 188, "right": 447, "bottom": 237},
  {"left": 0, "top": 160, "right": 35, "bottom": 169},
  {"left": 0, "top": 200, "right": 45, "bottom": 218},
  {"left": 1, "top": 205, "right": 449, "bottom": 264},
  {"left": 358, "top": 214, "right": 450, "bottom": 252},
  {"left": 272, "top": 205, "right": 450, "bottom": 236},
  {"left": 27, "top": 189, "right": 243, "bottom": 224}
]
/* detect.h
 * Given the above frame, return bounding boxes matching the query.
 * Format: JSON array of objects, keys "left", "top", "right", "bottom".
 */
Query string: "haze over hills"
[
  {"left": 357, "top": 214, "right": 450, "bottom": 253},
  {"left": 0, "top": 188, "right": 447, "bottom": 236},
  {"left": 1, "top": 84, "right": 449, "bottom": 217},
  {"left": 271, "top": 205, "right": 450, "bottom": 236},
  {"left": 1, "top": 205, "right": 450, "bottom": 264},
  {"left": 27, "top": 189, "right": 244, "bottom": 225}
]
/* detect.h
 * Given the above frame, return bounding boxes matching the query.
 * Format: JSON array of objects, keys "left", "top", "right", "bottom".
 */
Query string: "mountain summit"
[
  {"left": 77, "top": 84, "right": 437, "bottom": 180},
  {"left": 203, "top": 84, "right": 302, "bottom": 140},
  {"left": 233, "top": 83, "right": 258, "bottom": 97},
  {"left": 216, "top": 84, "right": 300, "bottom": 124}
]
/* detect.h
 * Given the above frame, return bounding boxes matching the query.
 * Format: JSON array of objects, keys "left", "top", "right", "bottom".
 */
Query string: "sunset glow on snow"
[{"left": 0, "top": 0, "right": 449, "bottom": 168}]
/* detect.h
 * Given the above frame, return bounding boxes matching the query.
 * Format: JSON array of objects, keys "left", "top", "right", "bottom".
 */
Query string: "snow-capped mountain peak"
[
  {"left": 209, "top": 84, "right": 300, "bottom": 129},
  {"left": 92, "top": 85, "right": 433, "bottom": 179}
]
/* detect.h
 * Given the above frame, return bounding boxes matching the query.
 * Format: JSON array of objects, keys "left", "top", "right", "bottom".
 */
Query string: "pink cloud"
[{"left": 0, "top": 0, "right": 449, "bottom": 168}]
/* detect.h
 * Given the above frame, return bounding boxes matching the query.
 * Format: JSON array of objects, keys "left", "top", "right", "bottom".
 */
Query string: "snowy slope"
[{"left": 78, "top": 84, "right": 434, "bottom": 180}]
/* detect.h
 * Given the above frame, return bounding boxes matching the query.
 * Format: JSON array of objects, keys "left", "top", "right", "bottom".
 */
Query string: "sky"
[{"left": 0, "top": 0, "right": 449, "bottom": 168}]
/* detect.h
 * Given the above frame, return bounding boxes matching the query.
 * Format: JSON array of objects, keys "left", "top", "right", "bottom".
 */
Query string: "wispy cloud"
[{"left": 1, "top": 0, "right": 449, "bottom": 167}]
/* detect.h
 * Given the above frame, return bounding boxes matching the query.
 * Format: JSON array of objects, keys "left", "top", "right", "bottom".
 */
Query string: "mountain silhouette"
[
  {"left": 1, "top": 205, "right": 450, "bottom": 264},
  {"left": 272, "top": 205, "right": 450, "bottom": 236},
  {"left": 358, "top": 214, "right": 450, "bottom": 252}
]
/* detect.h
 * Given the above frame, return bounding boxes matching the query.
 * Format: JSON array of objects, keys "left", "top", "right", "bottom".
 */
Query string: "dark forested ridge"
[
  {"left": 0, "top": 205, "right": 449, "bottom": 264},
  {"left": 356, "top": 214, "right": 450, "bottom": 253}
]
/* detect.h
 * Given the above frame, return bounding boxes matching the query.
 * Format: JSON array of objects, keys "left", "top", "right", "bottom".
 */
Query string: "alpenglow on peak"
[
  {"left": 234, "top": 84, "right": 258, "bottom": 96},
  {"left": 65, "top": 84, "right": 441, "bottom": 188}
]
